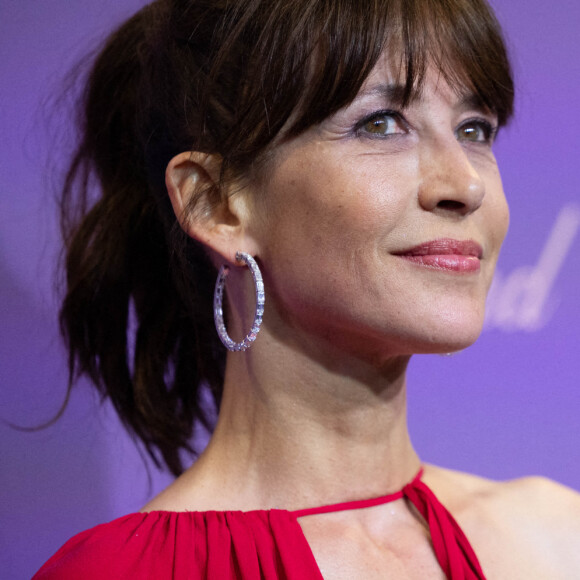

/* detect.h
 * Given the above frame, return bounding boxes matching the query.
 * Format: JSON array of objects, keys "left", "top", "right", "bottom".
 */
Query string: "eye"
[
  {"left": 456, "top": 118, "right": 497, "bottom": 144},
  {"left": 356, "top": 110, "right": 407, "bottom": 138}
]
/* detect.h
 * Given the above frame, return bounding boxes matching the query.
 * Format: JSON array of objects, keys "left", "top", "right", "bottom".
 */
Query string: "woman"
[{"left": 35, "top": 0, "right": 580, "bottom": 578}]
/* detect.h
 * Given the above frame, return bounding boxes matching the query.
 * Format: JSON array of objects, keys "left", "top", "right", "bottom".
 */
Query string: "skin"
[{"left": 146, "top": 57, "right": 580, "bottom": 578}]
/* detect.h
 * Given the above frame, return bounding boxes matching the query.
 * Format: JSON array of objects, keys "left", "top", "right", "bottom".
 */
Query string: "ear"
[{"left": 165, "top": 151, "right": 260, "bottom": 264}]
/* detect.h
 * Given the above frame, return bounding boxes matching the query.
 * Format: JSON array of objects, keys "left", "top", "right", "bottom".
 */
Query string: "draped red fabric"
[
  {"left": 33, "top": 510, "right": 324, "bottom": 579},
  {"left": 402, "top": 478, "right": 486, "bottom": 580},
  {"left": 34, "top": 470, "right": 485, "bottom": 579}
]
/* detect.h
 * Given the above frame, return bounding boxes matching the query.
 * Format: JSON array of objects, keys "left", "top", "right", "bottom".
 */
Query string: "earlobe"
[{"left": 165, "top": 151, "right": 260, "bottom": 264}]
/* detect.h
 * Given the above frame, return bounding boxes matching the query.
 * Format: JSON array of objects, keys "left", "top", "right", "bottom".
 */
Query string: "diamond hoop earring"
[{"left": 214, "top": 252, "right": 265, "bottom": 352}]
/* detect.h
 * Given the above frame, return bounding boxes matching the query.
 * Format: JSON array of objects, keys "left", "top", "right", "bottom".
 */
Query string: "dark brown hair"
[{"left": 60, "top": 0, "right": 514, "bottom": 475}]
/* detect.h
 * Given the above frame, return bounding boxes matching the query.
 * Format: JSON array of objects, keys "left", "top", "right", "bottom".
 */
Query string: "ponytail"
[{"left": 60, "top": 3, "right": 223, "bottom": 476}]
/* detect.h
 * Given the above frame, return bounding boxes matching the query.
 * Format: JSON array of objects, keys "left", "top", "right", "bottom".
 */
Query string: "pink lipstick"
[{"left": 393, "top": 238, "right": 482, "bottom": 273}]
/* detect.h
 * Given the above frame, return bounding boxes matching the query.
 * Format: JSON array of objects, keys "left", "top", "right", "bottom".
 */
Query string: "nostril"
[{"left": 437, "top": 200, "right": 465, "bottom": 211}]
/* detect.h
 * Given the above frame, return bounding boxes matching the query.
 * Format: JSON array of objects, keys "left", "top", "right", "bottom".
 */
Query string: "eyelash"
[
  {"left": 354, "top": 110, "right": 499, "bottom": 145},
  {"left": 354, "top": 109, "right": 407, "bottom": 138},
  {"left": 456, "top": 117, "right": 498, "bottom": 145}
]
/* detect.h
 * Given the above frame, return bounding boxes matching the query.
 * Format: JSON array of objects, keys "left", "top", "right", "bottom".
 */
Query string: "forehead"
[{"left": 356, "top": 51, "right": 489, "bottom": 113}]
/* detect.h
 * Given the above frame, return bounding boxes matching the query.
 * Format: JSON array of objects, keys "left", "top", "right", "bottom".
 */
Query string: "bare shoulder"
[
  {"left": 427, "top": 464, "right": 580, "bottom": 529},
  {"left": 423, "top": 464, "right": 580, "bottom": 578},
  {"left": 426, "top": 463, "right": 579, "bottom": 508}
]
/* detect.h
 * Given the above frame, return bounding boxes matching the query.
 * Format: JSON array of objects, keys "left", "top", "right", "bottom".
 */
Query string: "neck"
[{"left": 189, "top": 328, "right": 420, "bottom": 511}]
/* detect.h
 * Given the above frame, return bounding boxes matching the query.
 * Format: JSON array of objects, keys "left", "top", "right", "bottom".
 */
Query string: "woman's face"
[{"left": 247, "top": 56, "right": 509, "bottom": 362}]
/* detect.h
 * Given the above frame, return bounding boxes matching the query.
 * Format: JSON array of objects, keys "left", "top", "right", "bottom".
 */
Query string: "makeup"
[{"left": 393, "top": 238, "right": 482, "bottom": 272}]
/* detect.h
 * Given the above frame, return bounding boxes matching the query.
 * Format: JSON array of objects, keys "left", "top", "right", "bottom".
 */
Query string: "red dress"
[{"left": 33, "top": 470, "right": 486, "bottom": 579}]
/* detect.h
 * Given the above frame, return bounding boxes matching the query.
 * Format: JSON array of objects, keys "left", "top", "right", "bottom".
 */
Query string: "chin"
[
  {"left": 375, "top": 297, "right": 485, "bottom": 356},
  {"left": 412, "top": 312, "right": 485, "bottom": 355}
]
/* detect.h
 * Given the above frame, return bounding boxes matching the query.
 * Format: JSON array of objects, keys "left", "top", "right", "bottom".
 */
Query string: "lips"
[{"left": 393, "top": 238, "right": 483, "bottom": 272}]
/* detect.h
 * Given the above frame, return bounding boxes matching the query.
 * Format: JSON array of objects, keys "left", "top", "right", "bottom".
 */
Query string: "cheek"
[
  {"left": 253, "top": 159, "right": 413, "bottom": 335},
  {"left": 498, "top": 193, "right": 510, "bottom": 242},
  {"left": 485, "top": 172, "right": 510, "bottom": 248},
  {"left": 260, "top": 151, "right": 413, "bottom": 257},
  {"left": 472, "top": 169, "right": 509, "bottom": 296}
]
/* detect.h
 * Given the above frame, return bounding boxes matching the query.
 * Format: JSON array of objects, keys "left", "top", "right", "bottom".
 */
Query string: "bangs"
[
  {"left": 289, "top": 0, "right": 514, "bottom": 136},
  {"left": 175, "top": 0, "right": 513, "bottom": 171},
  {"left": 282, "top": 0, "right": 514, "bottom": 140}
]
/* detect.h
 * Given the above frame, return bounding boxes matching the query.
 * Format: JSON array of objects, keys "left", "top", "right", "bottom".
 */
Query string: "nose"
[{"left": 418, "top": 141, "right": 485, "bottom": 217}]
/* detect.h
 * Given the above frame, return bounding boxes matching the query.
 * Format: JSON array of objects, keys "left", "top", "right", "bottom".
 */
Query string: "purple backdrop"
[{"left": 1, "top": 1, "right": 579, "bottom": 578}]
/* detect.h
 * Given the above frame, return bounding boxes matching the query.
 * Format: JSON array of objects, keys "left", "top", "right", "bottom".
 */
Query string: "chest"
[{"left": 298, "top": 509, "right": 447, "bottom": 580}]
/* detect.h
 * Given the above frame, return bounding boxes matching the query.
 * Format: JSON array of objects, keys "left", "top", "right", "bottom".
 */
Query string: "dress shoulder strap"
[
  {"left": 403, "top": 476, "right": 486, "bottom": 579},
  {"left": 291, "top": 469, "right": 422, "bottom": 518}
]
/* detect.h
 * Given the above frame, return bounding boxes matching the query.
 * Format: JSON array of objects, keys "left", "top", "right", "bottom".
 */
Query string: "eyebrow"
[
  {"left": 456, "top": 93, "right": 492, "bottom": 114},
  {"left": 354, "top": 83, "right": 411, "bottom": 107},
  {"left": 354, "top": 83, "right": 492, "bottom": 114}
]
